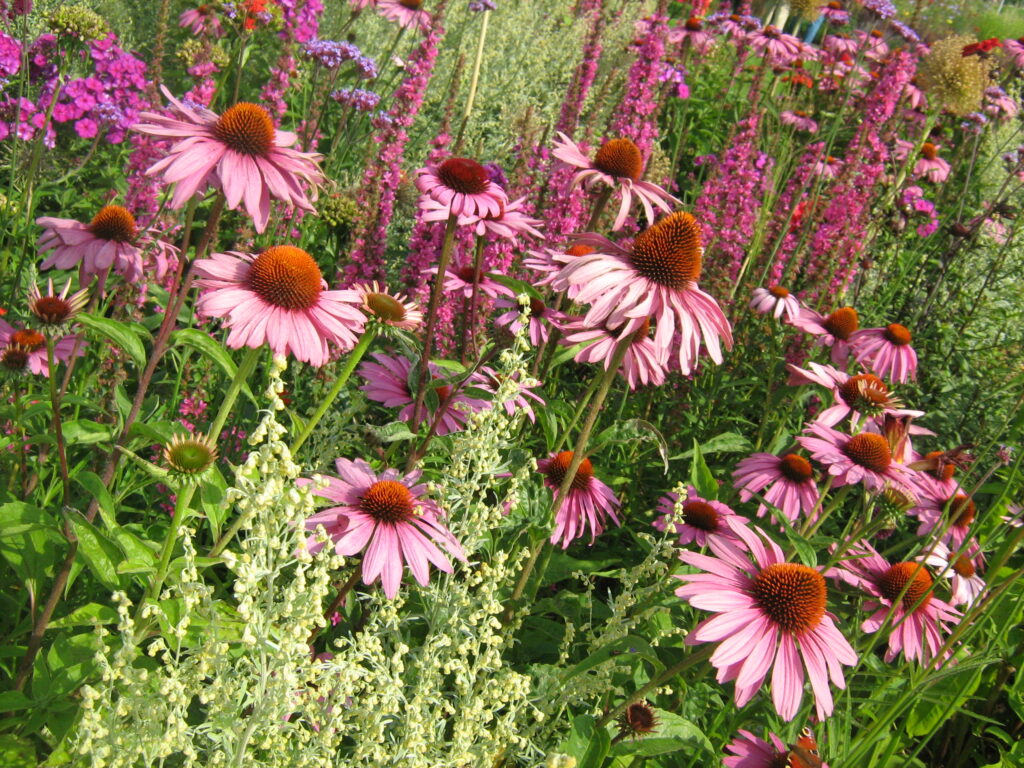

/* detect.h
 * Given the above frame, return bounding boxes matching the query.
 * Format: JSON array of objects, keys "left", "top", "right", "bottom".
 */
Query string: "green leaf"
[
  {"left": 592, "top": 419, "right": 669, "bottom": 472},
  {"left": 69, "top": 515, "right": 123, "bottom": 591},
  {"left": 689, "top": 440, "right": 718, "bottom": 499},
  {"left": 0, "top": 691, "right": 34, "bottom": 711},
  {"left": 370, "top": 421, "right": 417, "bottom": 444},
  {"left": 74, "top": 471, "right": 117, "bottom": 530},
  {"left": 0, "top": 733, "right": 36, "bottom": 767},
  {"left": 62, "top": 419, "right": 113, "bottom": 445},
  {"left": 610, "top": 710, "right": 713, "bottom": 757},
  {"left": 78, "top": 313, "right": 148, "bottom": 370},
  {"left": 563, "top": 715, "right": 611, "bottom": 768},
  {"left": 171, "top": 329, "right": 256, "bottom": 405},
  {"left": 50, "top": 602, "right": 119, "bottom": 628},
  {"left": 561, "top": 635, "right": 664, "bottom": 684}
]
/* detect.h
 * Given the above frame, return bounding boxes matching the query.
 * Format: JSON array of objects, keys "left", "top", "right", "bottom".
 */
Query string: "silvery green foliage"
[
  {"left": 74, "top": 357, "right": 344, "bottom": 767},
  {"left": 71, "top": 311, "right": 551, "bottom": 766}
]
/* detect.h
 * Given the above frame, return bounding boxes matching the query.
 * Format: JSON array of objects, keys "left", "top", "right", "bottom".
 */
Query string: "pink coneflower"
[
  {"left": 494, "top": 295, "right": 568, "bottom": 346},
  {"left": 1005, "top": 37, "right": 1024, "bottom": 68},
  {"left": 750, "top": 286, "right": 801, "bottom": 321},
  {"left": 415, "top": 156, "right": 507, "bottom": 222},
  {"left": 133, "top": 88, "right": 324, "bottom": 233},
  {"left": 652, "top": 486, "right": 746, "bottom": 548},
  {"left": 376, "top": 0, "right": 431, "bottom": 31},
  {"left": 857, "top": 29, "right": 889, "bottom": 61},
  {"left": 37, "top": 205, "right": 145, "bottom": 283},
  {"left": 909, "top": 478, "right": 978, "bottom": 549},
  {"left": 723, "top": 729, "right": 831, "bottom": 768},
  {"left": 797, "top": 422, "right": 917, "bottom": 492},
  {"left": 785, "top": 363, "right": 921, "bottom": 428},
  {"left": 894, "top": 140, "right": 951, "bottom": 184},
  {"left": 193, "top": 246, "right": 365, "bottom": 367},
  {"left": 922, "top": 539, "right": 985, "bottom": 607},
  {"left": 28, "top": 279, "right": 89, "bottom": 327},
  {"left": 353, "top": 282, "right": 423, "bottom": 331},
  {"left": 551, "top": 132, "right": 680, "bottom": 230},
  {"left": 428, "top": 259, "right": 513, "bottom": 300},
  {"left": 358, "top": 352, "right": 490, "bottom": 436},
  {"left": 812, "top": 154, "right": 842, "bottom": 178},
  {"left": 549, "top": 212, "right": 732, "bottom": 376},
  {"left": 789, "top": 306, "right": 859, "bottom": 366},
  {"left": 750, "top": 26, "right": 807, "bottom": 66},
  {"left": 829, "top": 540, "right": 959, "bottom": 665},
  {"left": 848, "top": 323, "right": 918, "bottom": 382},
  {"left": 179, "top": 5, "right": 223, "bottom": 36},
  {"left": 780, "top": 110, "right": 819, "bottom": 133},
  {"left": 538, "top": 450, "right": 620, "bottom": 549},
  {"left": 675, "top": 516, "right": 857, "bottom": 720},
  {"left": 668, "top": 17, "right": 714, "bottom": 54},
  {"left": 478, "top": 366, "right": 544, "bottom": 422},
  {"left": 0, "top": 322, "right": 81, "bottom": 377},
  {"left": 823, "top": 33, "right": 858, "bottom": 56},
  {"left": 420, "top": 194, "right": 543, "bottom": 240},
  {"left": 732, "top": 452, "right": 820, "bottom": 524},
  {"left": 821, "top": 0, "right": 849, "bottom": 24},
  {"left": 300, "top": 458, "right": 466, "bottom": 599},
  {"left": 560, "top": 316, "right": 667, "bottom": 390}
]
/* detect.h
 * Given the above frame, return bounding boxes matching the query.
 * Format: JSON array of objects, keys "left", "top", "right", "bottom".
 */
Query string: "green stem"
[
  {"left": 291, "top": 327, "right": 377, "bottom": 454},
  {"left": 47, "top": 337, "right": 71, "bottom": 506},
  {"left": 137, "top": 486, "right": 195, "bottom": 626},
  {"left": 207, "top": 346, "right": 262, "bottom": 444},
  {"left": 454, "top": 8, "right": 490, "bottom": 151},
  {"left": 409, "top": 214, "right": 459, "bottom": 432}
]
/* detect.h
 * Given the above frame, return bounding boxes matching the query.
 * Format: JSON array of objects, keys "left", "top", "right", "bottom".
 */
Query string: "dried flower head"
[
  {"left": 617, "top": 701, "right": 658, "bottom": 740},
  {"left": 920, "top": 36, "right": 992, "bottom": 116},
  {"left": 788, "top": 0, "right": 823, "bottom": 22},
  {"left": 48, "top": 4, "right": 109, "bottom": 40}
]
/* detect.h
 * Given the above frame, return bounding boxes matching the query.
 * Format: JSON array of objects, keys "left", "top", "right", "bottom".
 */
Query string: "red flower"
[{"left": 961, "top": 38, "right": 1001, "bottom": 56}]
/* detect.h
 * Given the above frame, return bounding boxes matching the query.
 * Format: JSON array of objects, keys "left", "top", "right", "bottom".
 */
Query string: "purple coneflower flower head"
[
  {"left": 560, "top": 315, "right": 667, "bottom": 390},
  {"left": 797, "top": 423, "right": 917, "bottom": 493},
  {"left": 476, "top": 366, "right": 544, "bottom": 422},
  {"left": 675, "top": 516, "right": 857, "bottom": 720},
  {"left": 415, "top": 156, "right": 508, "bottom": 221},
  {"left": 37, "top": 205, "right": 145, "bottom": 283},
  {"left": 750, "top": 285, "right": 801, "bottom": 321},
  {"left": 789, "top": 306, "right": 858, "bottom": 366},
  {"left": 922, "top": 539, "right": 985, "bottom": 607},
  {"left": 493, "top": 294, "right": 566, "bottom": 346},
  {"left": 812, "top": 154, "right": 842, "bottom": 178},
  {"left": 780, "top": 110, "right": 818, "bottom": 133},
  {"left": 0, "top": 322, "right": 82, "bottom": 377},
  {"left": 419, "top": 194, "right": 542, "bottom": 240},
  {"left": 909, "top": 478, "right": 978, "bottom": 549},
  {"left": 828, "top": 540, "right": 959, "bottom": 665},
  {"left": 849, "top": 323, "right": 918, "bottom": 382},
  {"left": 857, "top": 28, "right": 890, "bottom": 60},
  {"left": 300, "top": 458, "right": 466, "bottom": 599},
  {"left": 821, "top": 0, "right": 849, "bottom": 24},
  {"left": 179, "top": 5, "right": 224, "bottom": 36},
  {"left": 28, "top": 278, "right": 89, "bottom": 327},
  {"left": 723, "top": 728, "right": 831, "bottom": 768},
  {"left": 785, "top": 363, "right": 921, "bottom": 428},
  {"left": 133, "top": 88, "right": 325, "bottom": 233},
  {"left": 550, "top": 212, "right": 733, "bottom": 376},
  {"left": 551, "top": 132, "right": 680, "bottom": 230},
  {"left": 894, "top": 140, "right": 951, "bottom": 184},
  {"left": 732, "top": 452, "right": 820, "bottom": 524},
  {"left": 750, "top": 25, "right": 807, "bottom": 66},
  {"left": 428, "top": 259, "right": 512, "bottom": 300},
  {"left": 193, "top": 246, "right": 365, "bottom": 366},
  {"left": 376, "top": 0, "right": 431, "bottom": 31},
  {"left": 353, "top": 282, "right": 423, "bottom": 331},
  {"left": 652, "top": 486, "right": 747, "bottom": 548},
  {"left": 358, "top": 353, "right": 490, "bottom": 436},
  {"left": 984, "top": 86, "right": 1018, "bottom": 120},
  {"left": 1005, "top": 37, "right": 1024, "bottom": 68},
  {"left": 668, "top": 17, "right": 714, "bottom": 55},
  {"left": 538, "top": 450, "right": 620, "bottom": 549}
]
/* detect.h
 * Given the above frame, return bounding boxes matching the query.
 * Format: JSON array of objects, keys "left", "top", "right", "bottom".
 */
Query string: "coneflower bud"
[
  {"left": 616, "top": 701, "right": 659, "bottom": 741},
  {"left": 163, "top": 432, "right": 218, "bottom": 481}
]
